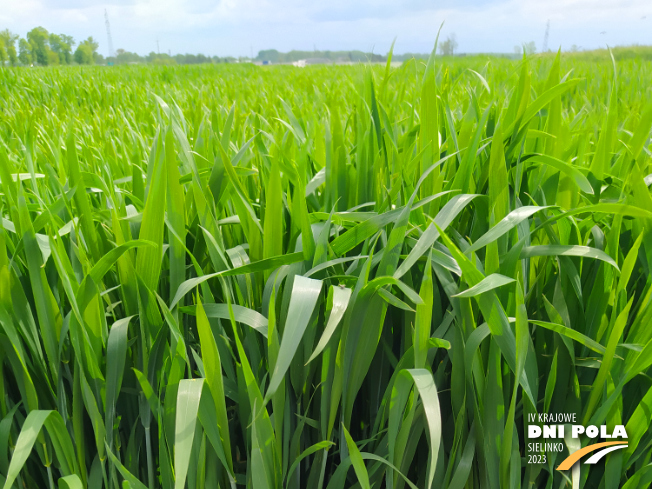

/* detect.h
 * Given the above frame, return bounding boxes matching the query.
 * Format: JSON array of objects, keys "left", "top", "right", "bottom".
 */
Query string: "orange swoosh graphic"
[{"left": 557, "top": 442, "right": 628, "bottom": 471}]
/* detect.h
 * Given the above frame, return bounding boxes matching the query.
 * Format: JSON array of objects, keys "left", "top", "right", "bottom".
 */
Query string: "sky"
[{"left": 0, "top": 0, "right": 650, "bottom": 57}]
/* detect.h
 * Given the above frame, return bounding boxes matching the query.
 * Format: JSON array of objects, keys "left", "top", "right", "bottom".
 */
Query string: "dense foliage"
[
  {"left": 0, "top": 52, "right": 651, "bottom": 489},
  {"left": 0, "top": 27, "right": 100, "bottom": 66},
  {"left": 0, "top": 26, "right": 232, "bottom": 67}
]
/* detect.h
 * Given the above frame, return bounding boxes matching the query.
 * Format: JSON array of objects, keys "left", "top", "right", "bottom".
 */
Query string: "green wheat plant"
[{"left": 0, "top": 48, "right": 651, "bottom": 489}]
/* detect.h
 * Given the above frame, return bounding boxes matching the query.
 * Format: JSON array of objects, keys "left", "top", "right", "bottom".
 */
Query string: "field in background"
[{"left": 0, "top": 52, "right": 651, "bottom": 489}]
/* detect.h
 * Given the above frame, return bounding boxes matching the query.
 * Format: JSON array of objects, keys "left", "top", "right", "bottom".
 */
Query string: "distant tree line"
[
  {"left": 109, "top": 50, "right": 237, "bottom": 65},
  {"left": 0, "top": 27, "right": 102, "bottom": 66},
  {"left": 255, "top": 49, "right": 387, "bottom": 63},
  {"left": 0, "top": 25, "right": 240, "bottom": 67}
]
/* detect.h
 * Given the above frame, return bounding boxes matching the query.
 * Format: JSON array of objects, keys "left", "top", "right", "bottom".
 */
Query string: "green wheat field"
[{"left": 0, "top": 49, "right": 651, "bottom": 489}]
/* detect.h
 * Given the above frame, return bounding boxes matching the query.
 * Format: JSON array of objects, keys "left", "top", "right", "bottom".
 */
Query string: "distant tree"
[
  {"left": 156, "top": 54, "right": 174, "bottom": 65},
  {"left": 50, "top": 33, "right": 74, "bottom": 64},
  {"left": 449, "top": 33, "right": 458, "bottom": 55},
  {"left": 7, "top": 41, "right": 17, "bottom": 66},
  {"left": 439, "top": 34, "right": 458, "bottom": 56},
  {"left": 144, "top": 51, "right": 175, "bottom": 65},
  {"left": 74, "top": 46, "right": 92, "bottom": 64},
  {"left": 171, "top": 53, "right": 211, "bottom": 65},
  {"left": 47, "top": 49, "right": 60, "bottom": 65},
  {"left": 0, "top": 45, "right": 6, "bottom": 66},
  {"left": 115, "top": 49, "right": 144, "bottom": 64},
  {"left": 439, "top": 39, "right": 450, "bottom": 56},
  {"left": 74, "top": 44, "right": 93, "bottom": 64},
  {"left": 61, "top": 35, "right": 75, "bottom": 49},
  {"left": 0, "top": 29, "right": 18, "bottom": 66},
  {"left": 257, "top": 49, "right": 280, "bottom": 62},
  {"left": 27, "top": 27, "right": 50, "bottom": 65},
  {"left": 49, "top": 34, "right": 63, "bottom": 63},
  {"left": 18, "top": 38, "right": 32, "bottom": 65},
  {"left": 85, "top": 36, "right": 99, "bottom": 53},
  {"left": 74, "top": 37, "right": 99, "bottom": 65}
]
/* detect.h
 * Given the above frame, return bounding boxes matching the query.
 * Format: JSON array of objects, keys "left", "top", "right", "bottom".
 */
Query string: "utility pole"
[
  {"left": 104, "top": 9, "right": 114, "bottom": 59},
  {"left": 542, "top": 20, "right": 550, "bottom": 53},
  {"left": 157, "top": 39, "right": 160, "bottom": 54}
]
